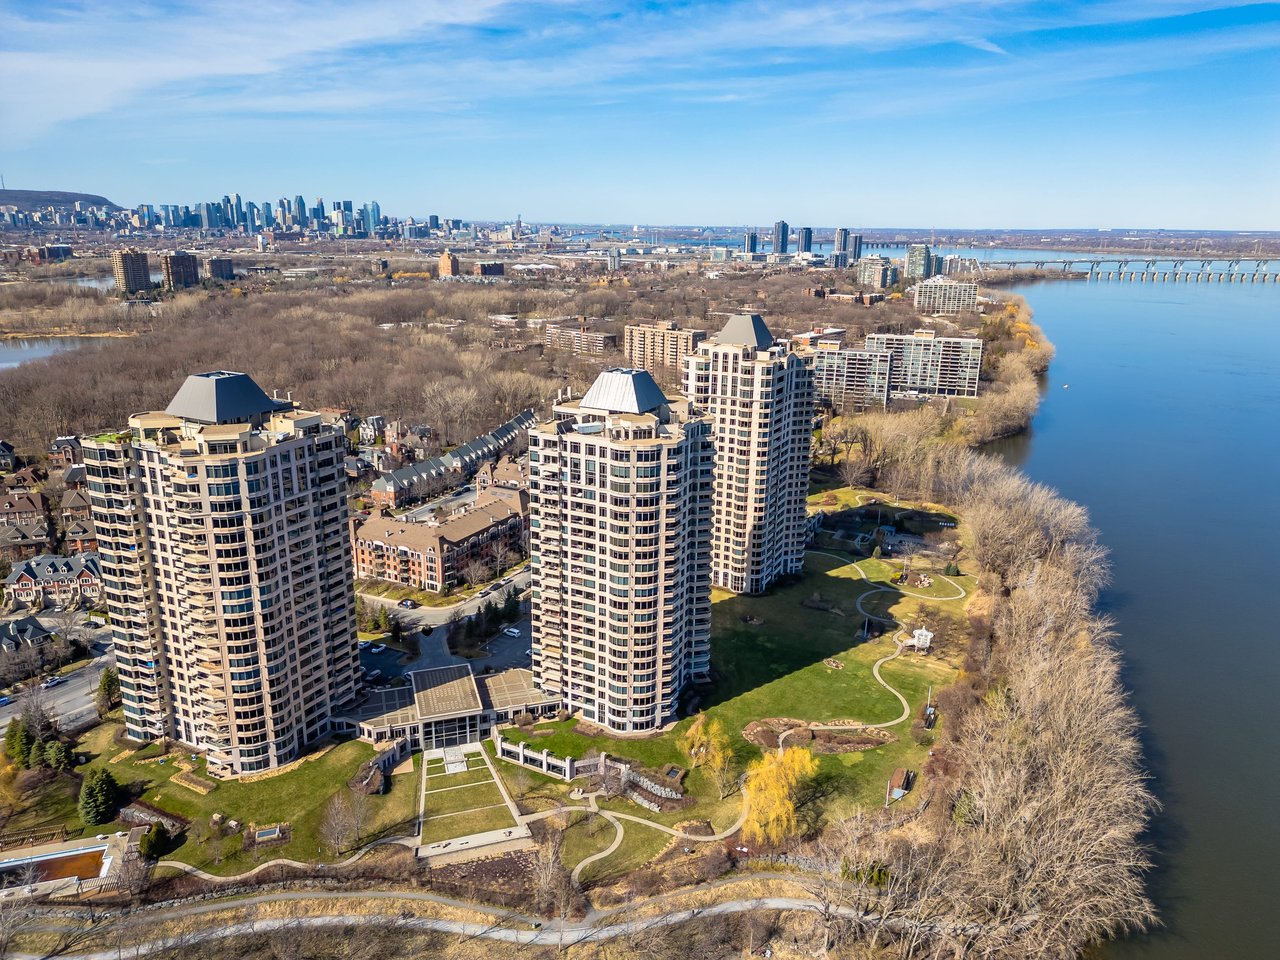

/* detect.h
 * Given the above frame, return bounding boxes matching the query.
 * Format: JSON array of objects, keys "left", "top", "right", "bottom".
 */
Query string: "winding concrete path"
[
  {"left": 569, "top": 812, "right": 624, "bottom": 883},
  {"left": 11, "top": 893, "right": 890, "bottom": 958},
  {"left": 772, "top": 551, "right": 968, "bottom": 750},
  {"left": 156, "top": 835, "right": 415, "bottom": 883},
  {"left": 525, "top": 779, "right": 752, "bottom": 884}
]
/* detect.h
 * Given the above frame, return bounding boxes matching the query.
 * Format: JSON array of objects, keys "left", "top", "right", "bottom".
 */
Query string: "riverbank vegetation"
[{"left": 790, "top": 429, "right": 1156, "bottom": 957}]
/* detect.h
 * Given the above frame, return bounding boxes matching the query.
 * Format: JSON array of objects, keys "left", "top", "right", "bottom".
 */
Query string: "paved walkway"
[
  {"left": 772, "top": 551, "right": 968, "bottom": 750},
  {"left": 522, "top": 782, "right": 752, "bottom": 884},
  {"left": 12, "top": 884, "right": 885, "bottom": 957}
]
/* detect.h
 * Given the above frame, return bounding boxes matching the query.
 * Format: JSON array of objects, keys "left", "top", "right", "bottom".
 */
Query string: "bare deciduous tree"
[{"left": 319, "top": 791, "right": 356, "bottom": 857}]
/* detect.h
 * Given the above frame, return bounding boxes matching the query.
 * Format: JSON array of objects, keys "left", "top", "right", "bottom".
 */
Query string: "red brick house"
[
  {"left": 3, "top": 552, "right": 102, "bottom": 608},
  {"left": 62, "top": 519, "right": 97, "bottom": 554},
  {"left": 0, "top": 522, "right": 53, "bottom": 563},
  {"left": 60, "top": 488, "right": 93, "bottom": 525}
]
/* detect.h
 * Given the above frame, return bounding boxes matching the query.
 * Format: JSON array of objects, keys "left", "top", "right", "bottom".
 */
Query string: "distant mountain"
[{"left": 0, "top": 189, "right": 120, "bottom": 210}]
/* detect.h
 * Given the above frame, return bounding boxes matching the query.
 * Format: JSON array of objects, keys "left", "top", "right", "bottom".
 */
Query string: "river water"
[
  {"left": 0, "top": 337, "right": 85, "bottom": 370},
  {"left": 992, "top": 278, "right": 1278, "bottom": 959}
]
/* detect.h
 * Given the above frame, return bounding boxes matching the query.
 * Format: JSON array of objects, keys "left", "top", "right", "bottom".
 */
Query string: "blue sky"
[{"left": 2, "top": 1, "right": 1278, "bottom": 228}]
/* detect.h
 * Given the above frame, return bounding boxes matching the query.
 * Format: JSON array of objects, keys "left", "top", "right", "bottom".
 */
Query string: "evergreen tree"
[
  {"left": 137, "top": 822, "right": 169, "bottom": 860},
  {"left": 44, "top": 740, "right": 71, "bottom": 771},
  {"left": 97, "top": 667, "right": 120, "bottom": 715},
  {"left": 27, "top": 739, "right": 46, "bottom": 769},
  {"left": 78, "top": 768, "right": 119, "bottom": 825},
  {"left": 7, "top": 719, "right": 33, "bottom": 769},
  {"left": 3, "top": 718, "right": 27, "bottom": 762}
]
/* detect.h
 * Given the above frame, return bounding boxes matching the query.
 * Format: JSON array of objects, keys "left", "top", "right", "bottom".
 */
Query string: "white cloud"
[{"left": 1, "top": 0, "right": 1275, "bottom": 145}]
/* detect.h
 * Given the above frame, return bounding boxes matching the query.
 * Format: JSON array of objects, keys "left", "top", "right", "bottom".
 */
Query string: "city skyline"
[{"left": 2, "top": 1, "right": 1277, "bottom": 229}]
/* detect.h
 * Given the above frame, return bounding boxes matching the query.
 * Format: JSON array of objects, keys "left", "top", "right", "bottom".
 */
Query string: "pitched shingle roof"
[
  {"left": 0, "top": 616, "right": 52, "bottom": 651},
  {"left": 3, "top": 551, "right": 100, "bottom": 585}
]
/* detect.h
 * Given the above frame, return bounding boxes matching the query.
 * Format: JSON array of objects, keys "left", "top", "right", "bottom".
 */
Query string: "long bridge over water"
[{"left": 956, "top": 257, "right": 1276, "bottom": 283}]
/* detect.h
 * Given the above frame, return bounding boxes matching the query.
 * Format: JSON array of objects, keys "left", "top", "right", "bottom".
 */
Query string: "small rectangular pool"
[
  {"left": 254, "top": 827, "right": 280, "bottom": 842},
  {"left": 0, "top": 845, "right": 108, "bottom": 884}
]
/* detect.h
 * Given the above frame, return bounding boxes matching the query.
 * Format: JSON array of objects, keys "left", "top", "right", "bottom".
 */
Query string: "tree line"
[{"left": 791, "top": 419, "right": 1156, "bottom": 957}]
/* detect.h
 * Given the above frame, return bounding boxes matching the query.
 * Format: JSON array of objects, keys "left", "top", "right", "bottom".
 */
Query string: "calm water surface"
[
  {"left": 994, "top": 279, "right": 1279, "bottom": 960},
  {"left": 0, "top": 337, "right": 85, "bottom": 370}
]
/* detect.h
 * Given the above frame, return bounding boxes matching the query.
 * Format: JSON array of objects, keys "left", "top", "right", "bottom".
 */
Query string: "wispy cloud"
[
  {"left": 1, "top": 0, "right": 1276, "bottom": 227},
  {"left": 3, "top": 1, "right": 1274, "bottom": 144}
]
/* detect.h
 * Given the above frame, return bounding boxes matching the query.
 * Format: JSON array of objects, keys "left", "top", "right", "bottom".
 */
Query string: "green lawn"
[
  {"left": 423, "top": 781, "right": 505, "bottom": 817},
  {"left": 421, "top": 805, "right": 516, "bottom": 844},
  {"left": 560, "top": 812, "right": 615, "bottom": 868},
  {"left": 423, "top": 765, "right": 494, "bottom": 789},
  {"left": 581, "top": 821, "right": 669, "bottom": 883},
  {"left": 499, "top": 549, "right": 964, "bottom": 841},
  {"left": 11, "top": 726, "right": 420, "bottom": 874}
]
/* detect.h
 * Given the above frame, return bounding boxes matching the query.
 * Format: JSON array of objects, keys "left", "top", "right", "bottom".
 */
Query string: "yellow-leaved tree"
[
  {"left": 742, "top": 746, "right": 818, "bottom": 846},
  {"left": 682, "top": 712, "right": 709, "bottom": 768},
  {"left": 704, "top": 717, "right": 735, "bottom": 800},
  {"left": 0, "top": 760, "right": 20, "bottom": 816}
]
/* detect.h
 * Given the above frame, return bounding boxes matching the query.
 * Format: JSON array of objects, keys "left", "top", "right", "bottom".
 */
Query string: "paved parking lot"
[
  {"left": 358, "top": 643, "right": 414, "bottom": 682},
  {"left": 477, "top": 618, "right": 532, "bottom": 671}
]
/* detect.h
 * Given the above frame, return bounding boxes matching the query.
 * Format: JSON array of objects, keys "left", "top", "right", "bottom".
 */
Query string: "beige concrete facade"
[
  {"left": 83, "top": 372, "right": 358, "bottom": 775},
  {"left": 683, "top": 315, "right": 814, "bottom": 595},
  {"left": 529, "top": 369, "right": 713, "bottom": 733},
  {"left": 623, "top": 320, "right": 708, "bottom": 372}
]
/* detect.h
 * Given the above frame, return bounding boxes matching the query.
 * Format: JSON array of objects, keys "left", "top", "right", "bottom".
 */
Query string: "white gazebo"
[{"left": 906, "top": 627, "right": 934, "bottom": 652}]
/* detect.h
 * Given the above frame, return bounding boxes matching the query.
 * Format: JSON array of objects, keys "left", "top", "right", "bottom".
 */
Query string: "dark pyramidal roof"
[
  {"left": 716, "top": 313, "right": 775, "bottom": 350},
  {"left": 165, "top": 371, "right": 286, "bottom": 424},
  {"left": 580, "top": 368, "right": 669, "bottom": 415}
]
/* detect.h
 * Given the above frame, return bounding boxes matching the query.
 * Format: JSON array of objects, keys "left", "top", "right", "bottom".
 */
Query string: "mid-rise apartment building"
[
  {"left": 904, "top": 243, "right": 935, "bottom": 280},
  {"left": 83, "top": 372, "right": 358, "bottom": 775},
  {"left": 856, "top": 255, "right": 896, "bottom": 289},
  {"left": 112, "top": 249, "right": 150, "bottom": 294},
  {"left": 351, "top": 487, "right": 528, "bottom": 593},
  {"left": 623, "top": 320, "right": 708, "bottom": 372},
  {"left": 772, "top": 220, "right": 789, "bottom": 254},
  {"left": 205, "top": 257, "right": 235, "bottom": 281},
  {"left": 529, "top": 369, "right": 713, "bottom": 733},
  {"left": 810, "top": 344, "right": 893, "bottom": 413},
  {"left": 160, "top": 251, "right": 199, "bottom": 290},
  {"left": 684, "top": 315, "right": 813, "bottom": 595},
  {"left": 864, "top": 329, "right": 983, "bottom": 397},
  {"left": 544, "top": 321, "right": 618, "bottom": 355},
  {"left": 913, "top": 276, "right": 979, "bottom": 315}
]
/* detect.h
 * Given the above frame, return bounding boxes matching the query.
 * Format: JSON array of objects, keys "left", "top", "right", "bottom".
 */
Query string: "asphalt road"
[
  {"left": 358, "top": 566, "right": 531, "bottom": 627},
  {"left": 0, "top": 629, "right": 114, "bottom": 729}
]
